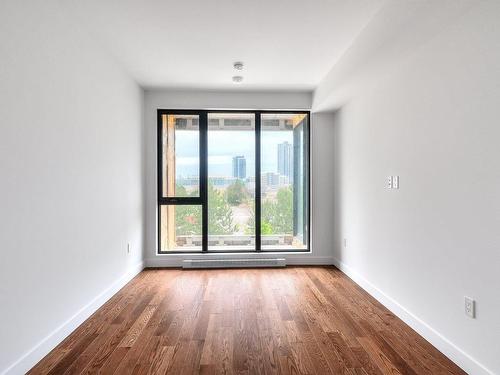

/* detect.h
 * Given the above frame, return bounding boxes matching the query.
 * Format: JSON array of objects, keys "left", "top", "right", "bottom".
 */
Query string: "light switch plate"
[{"left": 393, "top": 176, "right": 399, "bottom": 189}]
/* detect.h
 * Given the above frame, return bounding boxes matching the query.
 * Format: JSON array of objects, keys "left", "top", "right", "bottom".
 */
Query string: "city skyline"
[{"left": 174, "top": 130, "right": 294, "bottom": 178}]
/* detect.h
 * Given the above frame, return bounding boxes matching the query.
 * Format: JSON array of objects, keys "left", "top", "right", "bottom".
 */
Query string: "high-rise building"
[
  {"left": 277, "top": 141, "right": 293, "bottom": 182},
  {"left": 232, "top": 155, "right": 246, "bottom": 179}
]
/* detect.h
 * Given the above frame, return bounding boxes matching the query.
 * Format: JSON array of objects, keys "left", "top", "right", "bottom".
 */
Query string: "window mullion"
[
  {"left": 255, "top": 111, "right": 262, "bottom": 252},
  {"left": 200, "top": 111, "right": 208, "bottom": 252}
]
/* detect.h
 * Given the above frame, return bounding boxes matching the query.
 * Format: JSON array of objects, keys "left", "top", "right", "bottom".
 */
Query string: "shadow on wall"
[{"left": 332, "top": 107, "right": 345, "bottom": 262}]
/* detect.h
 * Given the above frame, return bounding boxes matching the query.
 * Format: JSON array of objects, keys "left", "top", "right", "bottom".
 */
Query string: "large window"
[{"left": 158, "top": 110, "right": 310, "bottom": 253}]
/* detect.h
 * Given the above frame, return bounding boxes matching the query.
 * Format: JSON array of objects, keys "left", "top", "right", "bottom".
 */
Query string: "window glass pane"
[
  {"left": 261, "top": 113, "right": 308, "bottom": 250},
  {"left": 160, "top": 205, "right": 202, "bottom": 252},
  {"left": 162, "top": 114, "right": 199, "bottom": 197},
  {"left": 207, "top": 113, "right": 255, "bottom": 250}
]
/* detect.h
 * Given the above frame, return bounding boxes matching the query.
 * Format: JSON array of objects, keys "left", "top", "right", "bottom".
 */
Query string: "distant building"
[
  {"left": 176, "top": 176, "right": 199, "bottom": 187},
  {"left": 263, "top": 172, "right": 279, "bottom": 188},
  {"left": 278, "top": 142, "right": 293, "bottom": 182},
  {"left": 261, "top": 172, "right": 289, "bottom": 191},
  {"left": 209, "top": 176, "right": 238, "bottom": 188},
  {"left": 232, "top": 155, "right": 246, "bottom": 179},
  {"left": 179, "top": 176, "right": 240, "bottom": 190}
]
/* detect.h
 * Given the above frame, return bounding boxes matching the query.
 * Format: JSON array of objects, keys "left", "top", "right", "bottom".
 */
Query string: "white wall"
[
  {"left": 315, "top": 1, "right": 500, "bottom": 374},
  {"left": 0, "top": 1, "right": 144, "bottom": 373},
  {"left": 143, "top": 90, "right": 336, "bottom": 266}
]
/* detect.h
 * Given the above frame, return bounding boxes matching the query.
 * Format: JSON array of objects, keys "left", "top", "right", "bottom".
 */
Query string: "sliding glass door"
[{"left": 158, "top": 110, "right": 309, "bottom": 253}]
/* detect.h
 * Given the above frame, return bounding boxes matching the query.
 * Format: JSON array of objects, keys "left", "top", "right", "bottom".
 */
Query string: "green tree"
[
  {"left": 225, "top": 180, "right": 248, "bottom": 206},
  {"left": 245, "top": 200, "right": 285, "bottom": 235},
  {"left": 245, "top": 204, "right": 255, "bottom": 235},
  {"left": 175, "top": 205, "right": 202, "bottom": 235},
  {"left": 262, "top": 187, "right": 293, "bottom": 234},
  {"left": 261, "top": 221, "right": 273, "bottom": 235},
  {"left": 172, "top": 183, "right": 236, "bottom": 236},
  {"left": 174, "top": 185, "right": 202, "bottom": 234},
  {"left": 208, "top": 183, "right": 236, "bottom": 234}
]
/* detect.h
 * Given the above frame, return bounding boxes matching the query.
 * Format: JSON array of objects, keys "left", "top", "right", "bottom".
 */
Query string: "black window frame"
[{"left": 157, "top": 109, "right": 311, "bottom": 254}]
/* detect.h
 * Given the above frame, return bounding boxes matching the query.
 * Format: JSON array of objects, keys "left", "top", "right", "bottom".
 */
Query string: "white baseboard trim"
[
  {"left": 145, "top": 254, "right": 334, "bottom": 268},
  {"left": 1, "top": 261, "right": 145, "bottom": 375},
  {"left": 11, "top": 257, "right": 487, "bottom": 374},
  {"left": 332, "top": 257, "right": 493, "bottom": 375}
]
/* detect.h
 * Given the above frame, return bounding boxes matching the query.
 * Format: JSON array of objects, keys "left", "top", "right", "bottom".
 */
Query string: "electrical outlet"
[
  {"left": 465, "top": 296, "right": 475, "bottom": 318},
  {"left": 127, "top": 242, "right": 131, "bottom": 254}
]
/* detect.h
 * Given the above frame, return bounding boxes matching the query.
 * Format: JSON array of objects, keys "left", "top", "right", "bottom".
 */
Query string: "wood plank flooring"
[{"left": 29, "top": 267, "right": 466, "bottom": 374}]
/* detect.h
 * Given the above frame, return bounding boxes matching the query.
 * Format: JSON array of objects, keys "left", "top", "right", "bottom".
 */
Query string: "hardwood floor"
[{"left": 29, "top": 267, "right": 465, "bottom": 375}]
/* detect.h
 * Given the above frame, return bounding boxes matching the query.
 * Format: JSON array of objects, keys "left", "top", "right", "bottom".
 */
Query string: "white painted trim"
[
  {"left": 145, "top": 255, "right": 334, "bottom": 268},
  {"left": 1, "top": 261, "right": 145, "bottom": 375},
  {"left": 6, "top": 257, "right": 487, "bottom": 374},
  {"left": 332, "top": 258, "right": 494, "bottom": 375}
]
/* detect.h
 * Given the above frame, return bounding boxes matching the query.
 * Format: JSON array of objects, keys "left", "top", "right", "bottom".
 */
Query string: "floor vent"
[{"left": 182, "top": 258, "right": 286, "bottom": 269}]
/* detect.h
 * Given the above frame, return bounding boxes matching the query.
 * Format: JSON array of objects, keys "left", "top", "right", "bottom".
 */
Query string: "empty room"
[{"left": 1, "top": 0, "right": 499, "bottom": 374}]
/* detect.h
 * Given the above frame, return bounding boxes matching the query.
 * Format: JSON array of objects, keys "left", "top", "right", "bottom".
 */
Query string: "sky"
[{"left": 175, "top": 130, "right": 293, "bottom": 178}]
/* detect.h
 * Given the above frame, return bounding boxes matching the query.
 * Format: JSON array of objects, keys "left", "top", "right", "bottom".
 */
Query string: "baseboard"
[
  {"left": 11, "top": 257, "right": 486, "bottom": 374},
  {"left": 1, "top": 261, "right": 144, "bottom": 375},
  {"left": 145, "top": 254, "right": 334, "bottom": 268},
  {"left": 332, "top": 257, "right": 493, "bottom": 375}
]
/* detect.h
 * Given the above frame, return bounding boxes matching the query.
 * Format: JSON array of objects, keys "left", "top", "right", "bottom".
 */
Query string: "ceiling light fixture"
[
  {"left": 233, "top": 61, "right": 244, "bottom": 71},
  {"left": 232, "top": 75, "right": 243, "bottom": 83}
]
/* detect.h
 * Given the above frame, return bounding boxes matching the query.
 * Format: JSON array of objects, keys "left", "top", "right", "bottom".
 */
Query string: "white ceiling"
[{"left": 62, "top": 0, "right": 384, "bottom": 90}]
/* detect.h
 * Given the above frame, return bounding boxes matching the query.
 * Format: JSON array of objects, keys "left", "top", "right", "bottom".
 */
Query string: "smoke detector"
[{"left": 233, "top": 61, "right": 244, "bottom": 70}]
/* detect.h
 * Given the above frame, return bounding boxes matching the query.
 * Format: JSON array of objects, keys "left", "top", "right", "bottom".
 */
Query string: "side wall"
[
  {"left": 316, "top": 1, "right": 500, "bottom": 374},
  {"left": 143, "top": 90, "right": 336, "bottom": 266},
  {"left": 0, "top": 1, "right": 144, "bottom": 373}
]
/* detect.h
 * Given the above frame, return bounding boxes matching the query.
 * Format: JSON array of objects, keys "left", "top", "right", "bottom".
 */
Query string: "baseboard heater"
[{"left": 182, "top": 258, "right": 286, "bottom": 269}]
